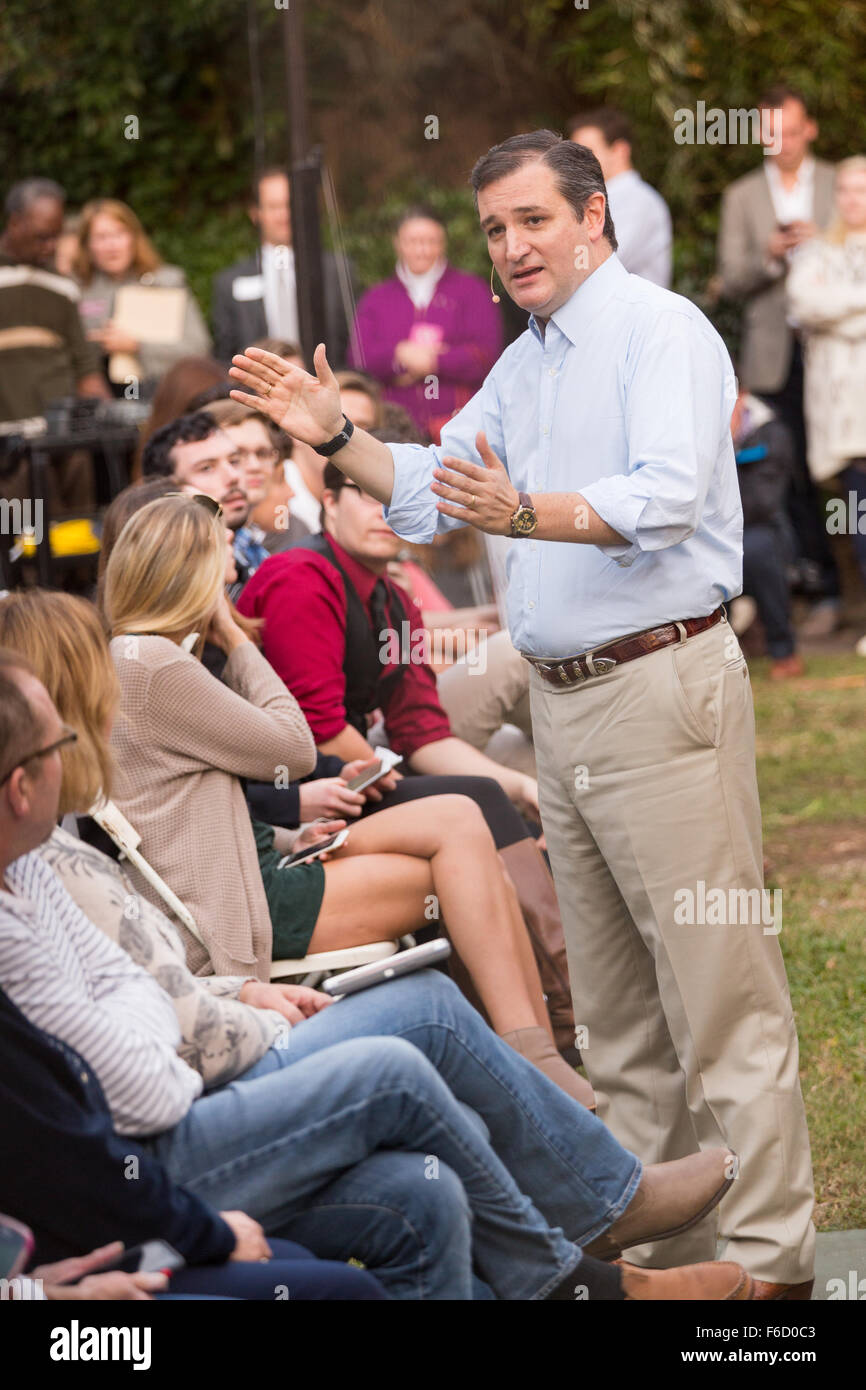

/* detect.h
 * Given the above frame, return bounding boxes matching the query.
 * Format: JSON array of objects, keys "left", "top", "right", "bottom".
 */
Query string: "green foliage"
[{"left": 2, "top": 0, "right": 865, "bottom": 334}]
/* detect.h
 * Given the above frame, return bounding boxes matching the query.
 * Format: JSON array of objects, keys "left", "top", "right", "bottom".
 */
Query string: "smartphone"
[
  {"left": 278, "top": 827, "right": 350, "bottom": 869},
  {"left": 0, "top": 1215, "right": 34, "bottom": 1280},
  {"left": 80, "top": 1241, "right": 185, "bottom": 1278},
  {"left": 346, "top": 751, "right": 403, "bottom": 792},
  {"left": 321, "top": 938, "right": 452, "bottom": 997}
]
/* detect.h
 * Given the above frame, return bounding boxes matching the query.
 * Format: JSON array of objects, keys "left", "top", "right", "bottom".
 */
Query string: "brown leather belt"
[{"left": 523, "top": 607, "right": 725, "bottom": 687}]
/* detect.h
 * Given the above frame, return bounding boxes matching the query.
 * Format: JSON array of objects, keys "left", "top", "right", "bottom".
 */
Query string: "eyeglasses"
[
  {"left": 0, "top": 724, "right": 78, "bottom": 787},
  {"left": 164, "top": 491, "right": 224, "bottom": 521}
]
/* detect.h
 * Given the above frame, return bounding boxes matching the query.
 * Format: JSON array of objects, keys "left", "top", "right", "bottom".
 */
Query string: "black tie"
[{"left": 369, "top": 578, "right": 392, "bottom": 649}]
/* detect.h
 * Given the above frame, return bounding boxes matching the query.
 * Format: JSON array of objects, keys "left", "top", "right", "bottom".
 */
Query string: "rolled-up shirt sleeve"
[
  {"left": 384, "top": 368, "right": 508, "bottom": 543},
  {"left": 580, "top": 310, "right": 733, "bottom": 567}
]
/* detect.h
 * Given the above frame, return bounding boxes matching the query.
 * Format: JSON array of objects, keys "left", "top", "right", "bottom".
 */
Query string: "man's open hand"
[{"left": 431, "top": 432, "right": 519, "bottom": 535}]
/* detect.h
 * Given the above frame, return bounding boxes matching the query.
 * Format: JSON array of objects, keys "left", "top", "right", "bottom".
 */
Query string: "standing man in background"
[
  {"left": 229, "top": 130, "right": 815, "bottom": 1301},
  {"left": 718, "top": 84, "right": 839, "bottom": 634},
  {"left": 568, "top": 107, "right": 672, "bottom": 287},
  {"left": 212, "top": 169, "right": 351, "bottom": 369}
]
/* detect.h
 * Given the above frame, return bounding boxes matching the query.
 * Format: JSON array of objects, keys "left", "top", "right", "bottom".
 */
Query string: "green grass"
[{"left": 751, "top": 653, "right": 866, "bottom": 1230}]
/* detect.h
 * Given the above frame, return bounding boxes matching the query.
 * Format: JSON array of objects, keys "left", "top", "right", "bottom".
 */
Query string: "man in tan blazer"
[{"left": 718, "top": 83, "right": 839, "bottom": 626}]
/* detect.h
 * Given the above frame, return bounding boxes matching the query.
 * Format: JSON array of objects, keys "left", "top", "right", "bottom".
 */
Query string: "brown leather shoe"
[
  {"left": 751, "top": 1278, "right": 814, "bottom": 1300},
  {"left": 770, "top": 654, "right": 806, "bottom": 680},
  {"left": 583, "top": 1149, "right": 735, "bottom": 1261},
  {"left": 620, "top": 1260, "right": 753, "bottom": 1300}
]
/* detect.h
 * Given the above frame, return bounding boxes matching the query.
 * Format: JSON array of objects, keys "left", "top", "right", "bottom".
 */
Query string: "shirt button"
[
  {"left": 548, "top": 368, "right": 557, "bottom": 377},
  {"left": 530, "top": 541, "right": 537, "bottom": 551},
  {"left": 528, "top": 600, "right": 536, "bottom": 610},
  {"left": 80, "top": 1069, "right": 89, "bottom": 1083},
  {"left": 542, "top": 426, "right": 550, "bottom": 436}
]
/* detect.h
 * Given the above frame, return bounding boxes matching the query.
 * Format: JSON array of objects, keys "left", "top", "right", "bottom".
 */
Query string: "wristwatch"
[
  {"left": 313, "top": 414, "right": 355, "bottom": 457},
  {"left": 510, "top": 491, "right": 538, "bottom": 537}
]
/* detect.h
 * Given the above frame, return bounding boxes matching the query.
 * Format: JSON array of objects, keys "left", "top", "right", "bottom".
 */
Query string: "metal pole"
[{"left": 282, "top": 0, "right": 326, "bottom": 367}]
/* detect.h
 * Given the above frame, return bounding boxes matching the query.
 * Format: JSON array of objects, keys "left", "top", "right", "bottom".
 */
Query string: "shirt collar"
[
  {"left": 606, "top": 169, "right": 640, "bottom": 190},
  {"left": 326, "top": 534, "right": 385, "bottom": 605},
  {"left": 529, "top": 253, "right": 628, "bottom": 348}
]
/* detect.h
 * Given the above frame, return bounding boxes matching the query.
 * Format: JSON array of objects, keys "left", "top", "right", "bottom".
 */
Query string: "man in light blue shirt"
[{"left": 228, "top": 130, "right": 815, "bottom": 1299}]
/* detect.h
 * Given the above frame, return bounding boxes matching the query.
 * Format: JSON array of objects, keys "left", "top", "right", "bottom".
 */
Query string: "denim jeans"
[{"left": 146, "top": 973, "right": 640, "bottom": 1300}]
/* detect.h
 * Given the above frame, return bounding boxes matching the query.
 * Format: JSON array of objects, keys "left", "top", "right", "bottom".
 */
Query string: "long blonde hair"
[
  {"left": 825, "top": 156, "right": 866, "bottom": 245},
  {"left": 74, "top": 198, "right": 162, "bottom": 284},
  {"left": 104, "top": 494, "right": 226, "bottom": 645},
  {"left": 0, "top": 590, "right": 118, "bottom": 815}
]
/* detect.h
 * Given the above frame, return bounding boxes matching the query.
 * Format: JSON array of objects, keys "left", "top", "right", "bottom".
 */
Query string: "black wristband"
[{"left": 313, "top": 414, "right": 355, "bottom": 457}]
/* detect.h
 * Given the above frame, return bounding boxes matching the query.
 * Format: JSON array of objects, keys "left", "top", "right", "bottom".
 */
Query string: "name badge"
[{"left": 232, "top": 274, "right": 265, "bottom": 302}]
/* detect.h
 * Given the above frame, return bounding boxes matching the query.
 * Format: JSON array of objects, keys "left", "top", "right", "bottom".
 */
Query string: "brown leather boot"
[
  {"left": 583, "top": 1149, "right": 736, "bottom": 1260},
  {"left": 498, "top": 838, "right": 577, "bottom": 1054},
  {"left": 500, "top": 1026, "right": 596, "bottom": 1109},
  {"left": 619, "top": 1260, "right": 754, "bottom": 1300}
]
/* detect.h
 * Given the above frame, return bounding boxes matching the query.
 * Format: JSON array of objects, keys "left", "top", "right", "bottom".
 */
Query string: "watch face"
[{"left": 512, "top": 506, "right": 537, "bottom": 535}]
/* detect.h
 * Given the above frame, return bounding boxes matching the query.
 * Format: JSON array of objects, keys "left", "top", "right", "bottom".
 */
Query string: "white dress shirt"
[
  {"left": 384, "top": 254, "right": 742, "bottom": 658},
  {"left": 262, "top": 242, "right": 300, "bottom": 343},
  {"left": 764, "top": 157, "right": 816, "bottom": 226},
  {"left": 606, "top": 169, "right": 673, "bottom": 288},
  {"left": 284, "top": 457, "right": 323, "bottom": 533}
]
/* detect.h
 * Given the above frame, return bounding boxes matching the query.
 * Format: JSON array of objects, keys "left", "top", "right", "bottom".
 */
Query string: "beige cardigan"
[
  {"left": 786, "top": 235, "right": 866, "bottom": 481},
  {"left": 109, "top": 636, "right": 316, "bottom": 979}
]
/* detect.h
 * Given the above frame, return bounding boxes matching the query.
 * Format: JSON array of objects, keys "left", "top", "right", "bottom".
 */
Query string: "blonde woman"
[
  {"left": 73, "top": 198, "right": 211, "bottom": 385},
  {"left": 103, "top": 493, "right": 594, "bottom": 1104},
  {"left": 787, "top": 156, "right": 866, "bottom": 649}
]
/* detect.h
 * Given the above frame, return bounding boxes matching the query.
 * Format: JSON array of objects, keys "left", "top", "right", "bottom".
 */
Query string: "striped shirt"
[{"left": 1, "top": 851, "right": 202, "bottom": 1136}]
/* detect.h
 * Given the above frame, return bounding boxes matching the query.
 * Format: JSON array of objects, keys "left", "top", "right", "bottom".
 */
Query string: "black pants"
[
  {"left": 759, "top": 342, "right": 840, "bottom": 598},
  {"left": 742, "top": 523, "right": 796, "bottom": 658},
  {"left": 363, "top": 772, "right": 530, "bottom": 851}
]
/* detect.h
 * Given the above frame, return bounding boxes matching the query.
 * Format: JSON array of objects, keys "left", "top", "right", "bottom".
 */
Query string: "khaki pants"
[{"left": 529, "top": 618, "right": 815, "bottom": 1283}]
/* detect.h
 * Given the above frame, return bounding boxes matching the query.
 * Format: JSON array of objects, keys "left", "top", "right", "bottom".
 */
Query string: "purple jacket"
[{"left": 348, "top": 264, "right": 502, "bottom": 441}]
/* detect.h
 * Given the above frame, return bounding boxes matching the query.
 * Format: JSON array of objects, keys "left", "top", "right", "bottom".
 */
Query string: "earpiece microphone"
[{"left": 490, "top": 265, "right": 500, "bottom": 304}]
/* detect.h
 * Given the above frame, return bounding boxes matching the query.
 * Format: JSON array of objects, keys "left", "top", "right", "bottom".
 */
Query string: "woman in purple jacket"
[{"left": 348, "top": 206, "right": 502, "bottom": 442}]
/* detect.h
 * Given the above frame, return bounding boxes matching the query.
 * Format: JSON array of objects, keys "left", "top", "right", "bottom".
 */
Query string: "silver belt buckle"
[{"left": 588, "top": 654, "right": 617, "bottom": 676}]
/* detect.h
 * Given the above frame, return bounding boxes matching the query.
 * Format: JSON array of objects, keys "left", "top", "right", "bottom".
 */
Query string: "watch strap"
[{"left": 313, "top": 415, "right": 355, "bottom": 458}]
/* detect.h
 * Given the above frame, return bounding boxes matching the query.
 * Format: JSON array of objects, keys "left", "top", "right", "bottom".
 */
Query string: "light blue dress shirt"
[{"left": 383, "top": 253, "right": 743, "bottom": 659}]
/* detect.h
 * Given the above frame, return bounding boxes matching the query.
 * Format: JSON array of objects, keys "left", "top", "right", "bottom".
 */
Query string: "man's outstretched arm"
[{"left": 230, "top": 342, "right": 396, "bottom": 503}]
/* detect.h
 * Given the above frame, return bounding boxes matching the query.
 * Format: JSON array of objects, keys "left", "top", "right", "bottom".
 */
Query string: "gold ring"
[
  {"left": 467, "top": 494, "right": 477, "bottom": 508},
  {"left": 264, "top": 382, "right": 274, "bottom": 397}
]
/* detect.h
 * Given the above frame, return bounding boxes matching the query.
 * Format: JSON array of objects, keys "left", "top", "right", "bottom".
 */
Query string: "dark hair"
[
  {"left": 395, "top": 204, "right": 446, "bottom": 234},
  {"left": 566, "top": 106, "right": 632, "bottom": 147},
  {"left": 251, "top": 166, "right": 288, "bottom": 205},
  {"left": 0, "top": 648, "right": 43, "bottom": 785},
  {"left": 4, "top": 178, "right": 65, "bottom": 220},
  {"left": 372, "top": 411, "right": 427, "bottom": 445},
  {"left": 758, "top": 83, "right": 811, "bottom": 115},
  {"left": 141, "top": 411, "right": 221, "bottom": 479},
  {"left": 469, "top": 129, "right": 617, "bottom": 251}
]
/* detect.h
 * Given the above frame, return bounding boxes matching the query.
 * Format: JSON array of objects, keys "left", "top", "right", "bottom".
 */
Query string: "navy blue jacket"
[{"left": 0, "top": 988, "right": 235, "bottom": 1268}]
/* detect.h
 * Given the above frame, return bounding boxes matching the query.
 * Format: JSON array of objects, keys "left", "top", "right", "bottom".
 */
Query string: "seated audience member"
[
  {"left": 0, "top": 179, "right": 109, "bottom": 512},
  {"left": 730, "top": 385, "right": 803, "bottom": 679},
  {"left": 567, "top": 108, "right": 672, "bottom": 287},
  {"left": 237, "top": 459, "right": 573, "bottom": 1042},
  {"left": 201, "top": 398, "right": 294, "bottom": 558},
  {"left": 72, "top": 199, "right": 211, "bottom": 394},
  {"left": 348, "top": 206, "right": 502, "bottom": 442},
  {"left": 0, "top": 989, "right": 381, "bottom": 1300},
  {"left": 0, "top": 651, "right": 746, "bottom": 1300},
  {"left": 212, "top": 169, "right": 351, "bottom": 368},
  {"left": 140, "top": 411, "right": 267, "bottom": 591},
  {"left": 97, "top": 499, "right": 590, "bottom": 1101}
]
